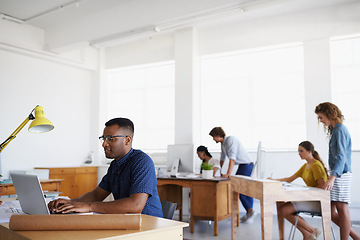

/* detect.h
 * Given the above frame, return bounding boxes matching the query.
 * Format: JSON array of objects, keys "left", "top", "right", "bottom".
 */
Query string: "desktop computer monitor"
[
  {"left": 252, "top": 141, "right": 265, "bottom": 179},
  {"left": 167, "top": 144, "right": 195, "bottom": 173}
]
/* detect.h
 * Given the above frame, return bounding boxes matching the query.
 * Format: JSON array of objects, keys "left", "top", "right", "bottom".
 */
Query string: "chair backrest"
[
  {"left": 296, "top": 211, "right": 322, "bottom": 217},
  {"left": 161, "top": 199, "right": 177, "bottom": 220}
]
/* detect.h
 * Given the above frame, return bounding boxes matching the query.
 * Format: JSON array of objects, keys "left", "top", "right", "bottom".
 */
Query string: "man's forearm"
[
  {"left": 71, "top": 187, "right": 108, "bottom": 202},
  {"left": 54, "top": 193, "right": 148, "bottom": 214},
  {"left": 88, "top": 196, "right": 145, "bottom": 214},
  {"left": 227, "top": 159, "right": 235, "bottom": 175}
]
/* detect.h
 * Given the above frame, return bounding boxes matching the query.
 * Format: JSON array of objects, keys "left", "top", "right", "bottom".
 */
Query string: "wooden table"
[
  {"left": 157, "top": 176, "right": 232, "bottom": 236},
  {"left": 0, "top": 214, "right": 188, "bottom": 240},
  {"left": 230, "top": 175, "right": 331, "bottom": 240},
  {"left": 0, "top": 179, "right": 62, "bottom": 196}
]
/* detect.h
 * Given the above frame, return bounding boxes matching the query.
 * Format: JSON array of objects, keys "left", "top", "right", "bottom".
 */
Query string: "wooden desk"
[
  {"left": 157, "top": 177, "right": 232, "bottom": 236},
  {"left": 0, "top": 214, "right": 188, "bottom": 240},
  {"left": 230, "top": 175, "right": 331, "bottom": 240},
  {"left": 0, "top": 179, "right": 62, "bottom": 196}
]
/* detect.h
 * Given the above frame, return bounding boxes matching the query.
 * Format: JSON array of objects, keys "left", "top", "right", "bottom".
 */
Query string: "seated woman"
[
  {"left": 269, "top": 141, "right": 328, "bottom": 240},
  {"left": 196, "top": 145, "right": 221, "bottom": 177}
]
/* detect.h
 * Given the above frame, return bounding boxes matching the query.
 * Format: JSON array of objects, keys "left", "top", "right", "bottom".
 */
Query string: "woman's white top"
[{"left": 209, "top": 158, "right": 221, "bottom": 176}]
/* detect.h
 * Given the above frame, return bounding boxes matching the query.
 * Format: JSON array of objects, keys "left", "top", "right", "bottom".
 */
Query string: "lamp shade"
[{"left": 28, "top": 106, "right": 54, "bottom": 133}]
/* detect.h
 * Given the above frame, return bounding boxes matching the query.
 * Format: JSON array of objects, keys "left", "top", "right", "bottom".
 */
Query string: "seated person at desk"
[
  {"left": 48, "top": 117, "right": 163, "bottom": 217},
  {"left": 269, "top": 141, "right": 327, "bottom": 240},
  {"left": 197, "top": 145, "right": 221, "bottom": 177}
]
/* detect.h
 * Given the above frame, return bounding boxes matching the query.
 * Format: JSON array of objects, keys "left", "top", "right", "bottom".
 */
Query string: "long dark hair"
[
  {"left": 197, "top": 145, "right": 212, "bottom": 158},
  {"left": 299, "top": 141, "right": 328, "bottom": 177}
]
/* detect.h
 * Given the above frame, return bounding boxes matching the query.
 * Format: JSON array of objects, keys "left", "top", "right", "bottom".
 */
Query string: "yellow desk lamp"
[{"left": 0, "top": 105, "right": 54, "bottom": 153}]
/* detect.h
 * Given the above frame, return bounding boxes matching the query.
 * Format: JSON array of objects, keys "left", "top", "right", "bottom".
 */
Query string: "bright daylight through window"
[
  {"left": 331, "top": 35, "right": 360, "bottom": 149},
  {"left": 107, "top": 62, "right": 175, "bottom": 152},
  {"left": 200, "top": 43, "right": 306, "bottom": 150}
]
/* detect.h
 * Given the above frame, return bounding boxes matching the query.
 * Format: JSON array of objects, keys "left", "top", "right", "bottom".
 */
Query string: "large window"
[
  {"left": 107, "top": 61, "right": 175, "bottom": 151},
  {"left": 200, "top": 44, "right": 306, "bottom": 150},
  {"left": 331, "top": 35, "right": 360, "bottom": 149}
]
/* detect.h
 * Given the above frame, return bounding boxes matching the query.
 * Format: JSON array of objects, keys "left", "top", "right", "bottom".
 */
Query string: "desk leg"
[
  {"left": 179, "top": 208, "right": 182, "bottom": 222},
  {"left": 320, "top": 199, "right": 331, "bottom": 240},
  {"left": 276, "top": 202, "right": 285, "bottom": 240},
  {"left": 190, "top": 188, "right": 194, "bottom": 233},
  {"left": 261, "top": 200, "right": 274, "bottom": 240},
  {"left": 214, "top": 219, "right": 218, "bottom": 236},
  {"left": 237, "top": 203, "right": 240, "bottom": 226},
  {"left": 231, "top": 190, "right": 239, "bottom": 240}
]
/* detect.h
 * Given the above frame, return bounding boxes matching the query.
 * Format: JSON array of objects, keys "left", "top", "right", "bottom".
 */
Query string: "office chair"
[
  {"left": 288, "top": 211, "right": 336, "bottom": 240},
  {"left": 161, "top": 199, "right": 177, "bottom": 220}
]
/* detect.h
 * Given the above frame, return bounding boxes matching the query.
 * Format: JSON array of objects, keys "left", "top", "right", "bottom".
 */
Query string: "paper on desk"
[
  {"left": 177, "top": 174, "right": 200, "bottom": 179},
  {"left": 43, "top": 191, "right": 61, "bottom": 198},
  {"left": 0, "top": 200, "right": 24, "bottom": 223},
  {"left": 282, "top": 182, "right": 309, "bottom": 191}
]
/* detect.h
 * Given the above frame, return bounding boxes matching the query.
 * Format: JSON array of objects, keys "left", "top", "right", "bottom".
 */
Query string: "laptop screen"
[{"left": 10, "top": 173, "right": 50, "bottom": 215}]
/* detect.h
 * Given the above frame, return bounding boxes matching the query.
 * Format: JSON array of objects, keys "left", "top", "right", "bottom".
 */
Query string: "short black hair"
[{"left": 105, "top": 118, "right": 134, "bottom": 134}]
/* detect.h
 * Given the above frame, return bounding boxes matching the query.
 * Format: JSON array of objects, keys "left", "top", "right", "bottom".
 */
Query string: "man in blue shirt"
[{"left": 48, "top": 118, "right": 163, "bottom": 217}]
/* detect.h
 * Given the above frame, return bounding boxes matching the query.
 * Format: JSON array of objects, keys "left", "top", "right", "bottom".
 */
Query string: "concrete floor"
[{"left": 176, "top": 200, "right": 360, "bottom": 240}]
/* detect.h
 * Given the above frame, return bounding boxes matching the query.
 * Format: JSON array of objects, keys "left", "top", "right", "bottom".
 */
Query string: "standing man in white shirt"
[{"left": 209, "top": 127, "right": 257, "bottom": 223}]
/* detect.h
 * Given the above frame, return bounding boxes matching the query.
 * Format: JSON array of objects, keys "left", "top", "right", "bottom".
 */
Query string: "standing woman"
[{"left": 315, "top": 102, "right": 360, "bottom": 240}]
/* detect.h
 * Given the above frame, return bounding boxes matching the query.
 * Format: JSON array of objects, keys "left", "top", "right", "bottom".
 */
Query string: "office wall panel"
[{"left": 0, "top": 48, "right": 95, "bottom": 178}]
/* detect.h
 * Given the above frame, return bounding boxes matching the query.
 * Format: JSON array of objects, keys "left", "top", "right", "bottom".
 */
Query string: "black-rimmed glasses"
[{"left": 99, "top": 135, "right": 127, "bottom": 143}]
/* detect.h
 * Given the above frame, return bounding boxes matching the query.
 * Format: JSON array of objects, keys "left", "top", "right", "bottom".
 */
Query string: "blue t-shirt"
[
  {"left": 329, "top": 123, "right": 352, "bottom": 177},
  {"left": 99, "top": 149, "right": 163, "bottom": 217}
]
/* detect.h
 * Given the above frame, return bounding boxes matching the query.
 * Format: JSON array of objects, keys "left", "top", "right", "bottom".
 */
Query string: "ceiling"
[{"left": 0, "top": 0, "right": 357, "bottom": 51}]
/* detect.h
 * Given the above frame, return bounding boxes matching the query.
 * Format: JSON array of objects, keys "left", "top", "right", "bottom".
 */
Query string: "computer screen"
[
  {"left": 252, "top": 141, "right": 265, "bottom": 179},
  {"left": 167, "top": 144, "right": 195, "bottom": 173}
]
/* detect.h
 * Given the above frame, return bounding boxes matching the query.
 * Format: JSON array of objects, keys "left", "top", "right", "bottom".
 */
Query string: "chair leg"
[
  {"left": 331, "top": 225, "right": 336, "bottom": 240},
  {"left": 288, "top": 216, "right": 299, "bottom": 240},
  {"left": 288, "top": 212, "right": 336, "bottom": 240},
  {"left": 288, "top": 224, "right": 294, "bottom": 240}
]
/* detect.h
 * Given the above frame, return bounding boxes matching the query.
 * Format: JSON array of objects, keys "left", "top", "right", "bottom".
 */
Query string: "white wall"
[
  {"left": 0, "top": 16, "right": 102, "bottom": 178},
  {"left": 0, "top": 47, "right": 98, "bottom": 178},
  {"left": 104, "top": 2, "right": 360, "bottom": 203}
]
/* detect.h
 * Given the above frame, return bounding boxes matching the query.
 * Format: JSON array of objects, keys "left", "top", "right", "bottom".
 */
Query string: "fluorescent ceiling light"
[
  {"left": 157, "top": 3, "right": 245, "bottom": 31},
  {"left": 90, "top": 25, "right": 159, "bottom": 47},
  {"left": 90, "top": 3, "right": 245, "bottom": 48}
]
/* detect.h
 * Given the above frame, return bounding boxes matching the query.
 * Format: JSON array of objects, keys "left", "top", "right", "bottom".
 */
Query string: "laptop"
[{"left": 10, "top": 173, "right": 55, "bottom": 215}]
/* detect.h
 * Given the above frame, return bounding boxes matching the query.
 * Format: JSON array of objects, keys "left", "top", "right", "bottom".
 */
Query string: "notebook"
[{"left": 11, "top": 173, "right": 56, "bottom": 215}]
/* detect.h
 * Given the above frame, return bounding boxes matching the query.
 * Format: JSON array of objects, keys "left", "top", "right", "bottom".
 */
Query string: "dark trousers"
[{"left": 236, "top": 163, "right": 254, "bottom": 211}]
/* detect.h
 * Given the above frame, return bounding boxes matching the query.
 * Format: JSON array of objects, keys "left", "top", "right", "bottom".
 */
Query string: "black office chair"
[
  {"left": 161, "top": 199, "right": 177, "bottom": 220},
  {"left": 288, "top": 211, "right": 336, "bottom": 240}
]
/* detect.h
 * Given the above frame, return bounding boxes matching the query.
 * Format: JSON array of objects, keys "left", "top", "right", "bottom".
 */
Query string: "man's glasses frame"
[{"left": 99, "top": 135, "right": 128, "bottom": 143}]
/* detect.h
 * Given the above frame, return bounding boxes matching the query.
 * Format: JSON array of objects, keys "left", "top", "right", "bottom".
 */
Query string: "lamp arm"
[{"left": 0, "top": 112, "right": 35, "bottom": 153}]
